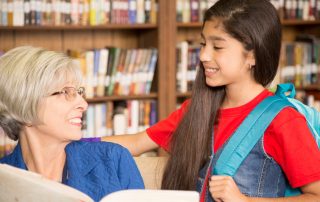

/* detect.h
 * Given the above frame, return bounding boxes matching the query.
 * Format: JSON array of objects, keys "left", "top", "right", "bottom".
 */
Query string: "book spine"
[
  {"left": 7, "top": 0, "right": 13, "bottom": 26},
  {"left": 190, "top": 0, "right": 199, "bottom": 22},
  {"left": 128, "top": 0, "right": 136, "bottom": 24},
  {"left": 144, "top": 0, "right": 150, "bottom": 23}
]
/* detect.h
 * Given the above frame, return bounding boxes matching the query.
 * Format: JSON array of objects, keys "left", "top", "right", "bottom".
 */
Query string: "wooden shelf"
[
  {"left": 177, "top": 22, "right": 202, "bottom": 28},
  {"left": 0, "top": 24, "right": 157, "bottom": 31},
  {"left": 296, "top": 85, "right": 320, "bottom": 91},
  {"left": 86, "top": 93, "right": 158, "bottom": 103},
  {"left": 176, "top": 92, "right": 192, "bottom": 98},
  {"left": 281, "top": 20, "right": 320, "bottom": 26},
  {"left": 177, "top": 20, "right": 320, "bottom": 28}
]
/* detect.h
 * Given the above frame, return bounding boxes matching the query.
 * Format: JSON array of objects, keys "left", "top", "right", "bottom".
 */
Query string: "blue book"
[
  {"left": 128, "top": 0, "right": 136, "bottom": 24},
  {"left": 149, "top": 100, "right": 157, "bottom": 126}
]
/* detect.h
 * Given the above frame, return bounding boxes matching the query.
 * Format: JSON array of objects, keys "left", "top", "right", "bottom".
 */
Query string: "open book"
[{"left": 0, "top": 164, "right": 199, "bottom": 202}]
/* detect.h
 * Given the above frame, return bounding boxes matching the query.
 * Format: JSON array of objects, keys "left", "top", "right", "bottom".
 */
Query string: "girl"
[{"left": 103, "top": 0, "right": 320, "bottom": 201}]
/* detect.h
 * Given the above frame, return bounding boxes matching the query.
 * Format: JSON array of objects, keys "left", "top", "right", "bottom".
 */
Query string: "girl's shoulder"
[{"left": 268, "top": 106, "right": 307, "bottom": 131}]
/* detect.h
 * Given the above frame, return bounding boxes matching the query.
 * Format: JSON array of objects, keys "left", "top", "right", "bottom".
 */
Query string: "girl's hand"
[{"left": 209, "top": 175, "right": 248, "bottom": 202}]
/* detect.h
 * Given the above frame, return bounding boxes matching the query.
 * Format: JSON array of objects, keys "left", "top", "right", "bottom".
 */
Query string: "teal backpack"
[{"left": 212, "top": 83, "right": 320, "bottom": 196}]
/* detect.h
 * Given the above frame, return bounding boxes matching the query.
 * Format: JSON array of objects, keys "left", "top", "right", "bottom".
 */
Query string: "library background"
[{"left": 0, "top": 0, "right": 320, "bottom": 157}]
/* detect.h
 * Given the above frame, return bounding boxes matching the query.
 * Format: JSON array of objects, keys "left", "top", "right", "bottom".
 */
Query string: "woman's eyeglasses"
[{"left": 51, "top": 87, "right": 86, "bottom": 101}]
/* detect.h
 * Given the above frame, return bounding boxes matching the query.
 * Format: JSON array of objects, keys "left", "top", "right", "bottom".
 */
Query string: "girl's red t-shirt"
[{"left": 146, "top": 89, "right": 320, "bottom": 188}]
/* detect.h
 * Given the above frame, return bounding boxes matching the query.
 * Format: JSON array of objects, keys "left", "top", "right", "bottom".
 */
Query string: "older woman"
[{"left": 0, "top": 46, "right": 144, "bottom": 201}]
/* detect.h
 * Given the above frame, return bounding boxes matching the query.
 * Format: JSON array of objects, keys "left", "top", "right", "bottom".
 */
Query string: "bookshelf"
[
  {"left": 177, "top": 20, "right": 320, "bottom": 27},
  {"left": 0, "top": 0, "right": 179, "bottom": 145},
  {"left": 86, "top": 93, "right": 158, "bottom": 103}
]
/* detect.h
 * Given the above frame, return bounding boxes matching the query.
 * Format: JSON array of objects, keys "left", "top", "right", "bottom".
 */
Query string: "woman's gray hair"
[{"left": 0, "top": 46, "right": 83, "bottom": 140}]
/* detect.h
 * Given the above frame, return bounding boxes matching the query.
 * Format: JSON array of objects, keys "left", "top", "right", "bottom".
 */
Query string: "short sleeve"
[
  {"left": 146, "top": 99, "right": 190, "bottom": 151},
  {"left": 264, "top": 107, "right": 320, "bottom": 188}
]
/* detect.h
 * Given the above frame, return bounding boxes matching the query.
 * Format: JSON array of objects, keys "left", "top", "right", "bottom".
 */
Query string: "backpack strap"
[
  {"left": 213, "top": 95, "right": 294, "bottom": 176},
  {"left": 213, "top": 84, "right": 305, "bottom": 196},
  {"left": 275, "top": 83, "right": 296, "bottom": 99}
]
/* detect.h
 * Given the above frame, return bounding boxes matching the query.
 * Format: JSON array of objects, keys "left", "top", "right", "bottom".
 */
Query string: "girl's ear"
[{"left": 247, "top": 50, "right": 256, "bottom": 66}]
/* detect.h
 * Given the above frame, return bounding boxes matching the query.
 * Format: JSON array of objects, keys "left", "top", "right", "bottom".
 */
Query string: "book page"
[
  {"left": 100, "top": 189, "right": 199, "bottom": 202},
  {"left": 0, "top": 164, "right": 93, "bottom": 202}
]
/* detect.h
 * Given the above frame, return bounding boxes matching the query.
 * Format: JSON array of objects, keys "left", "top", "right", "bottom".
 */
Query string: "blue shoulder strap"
[
  {"left": 213, "top": 84, "right": 302, "bottom": 196},
  {"left": 213, "top": 95, "right": 294, "bottom": 176}
]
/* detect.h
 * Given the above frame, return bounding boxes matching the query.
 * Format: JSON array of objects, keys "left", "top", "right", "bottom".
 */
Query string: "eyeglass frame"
[{"left": 50, "top": 86, "right": 86, "bottom": 101}]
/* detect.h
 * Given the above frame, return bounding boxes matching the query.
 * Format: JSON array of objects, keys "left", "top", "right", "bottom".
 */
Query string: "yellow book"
[
  {"left": 89, "top": 0, "right": 96, "bottom": 25},
  {"left": 7, "top": 0, "right": 13, "bottom": 26}
]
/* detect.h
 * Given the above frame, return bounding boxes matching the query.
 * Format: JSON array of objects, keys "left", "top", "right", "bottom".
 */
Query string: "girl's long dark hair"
[{"left": 161, "top": 0, "right": 282, "bottom": 190}]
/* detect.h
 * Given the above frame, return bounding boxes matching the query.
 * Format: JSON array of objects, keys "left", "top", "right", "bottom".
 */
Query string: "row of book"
[
  {"left": 0, "top": 0, "right": 157, "bottom": 26},
  {"left": 69, "top": 47, "right": 158, "bottom": 98},
  {"left": 81, "top": 99, "right": 157, "bottom": 137},
  {"left": 176, "top": 0, "right": 320, "bottom": 23},
  {"left": 271, "top": 0, "right": 320, "bottom": 20},
  {"left": 280, "top": 35, "right": 320, "bottom": 87},
  {"left": 176, "top": 41, "right": 200, "bottom": 93},
  {"left": 176, "top": 0, "right": 217, "bottom": 23}
]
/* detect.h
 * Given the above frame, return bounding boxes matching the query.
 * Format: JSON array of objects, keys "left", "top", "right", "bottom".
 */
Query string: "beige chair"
[
  {"left": 133, "top": 156, "right": 168, "bottom": 189},
  {"left": 122, "top": 158, "right": 199, "bottom": 201}
]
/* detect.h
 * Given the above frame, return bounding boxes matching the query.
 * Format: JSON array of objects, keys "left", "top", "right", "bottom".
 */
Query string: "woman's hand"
[{"left": 209, "top": 175, "right": 248, "bottom": 202}]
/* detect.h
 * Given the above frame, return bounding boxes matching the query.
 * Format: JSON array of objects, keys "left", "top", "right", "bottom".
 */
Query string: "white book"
[
  {"left": 0, "top": 0, "right": 2, "bottom": 26},
  {"left": 113, "top": 113, "right": 127, "bottom": 135},
  {"left": 13, "top": 0, "right": 24, "bottom": 26},
  {"left": 97, "top": 48, "right": 109, "bottom": 97},
  {"left": 85, "top": 51, "right": 95, "bottom": 98},
  {"left": 95, "top": 103, "right": 108, "bottom": 137},
  {"left": 85, "top": 104, "right": 95, "bottom": 138},
  {"left": 0, "top": 164, "right": 93, "bottom": 202},
  {"left": 136, "top": 0, "right": 144, "bottom": 23},
  {"left": 182, "top": 0, "right": 190, "bottom": 23},
  {"left": 2, "top": 0, "right": 8, "bottom": 26},
  {"left": 100, "top": 189, "right": 199, "bottom": 202},
  {"left": 127, "top": 100, "right": 139, "bottom": 134},
  {"left": 0, "top": 163, "right": 200, "bottom": 202},
  {"left": 176, "top": 41, "right": 188, "bottom": 93}
]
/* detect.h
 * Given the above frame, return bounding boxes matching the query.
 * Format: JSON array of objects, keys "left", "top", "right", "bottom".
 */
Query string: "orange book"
[{"left": 7, "top": 0, "right": 13, "bottom": 26}]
